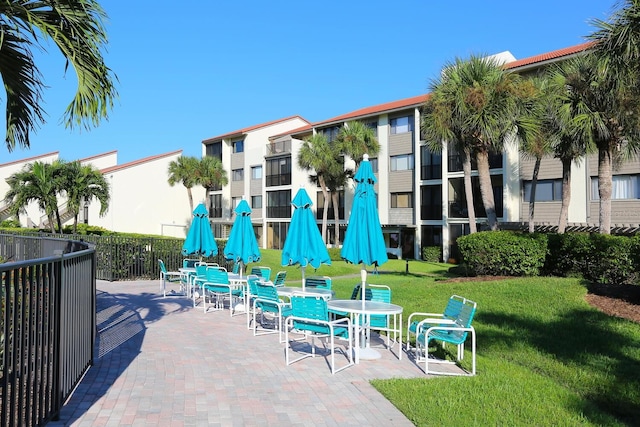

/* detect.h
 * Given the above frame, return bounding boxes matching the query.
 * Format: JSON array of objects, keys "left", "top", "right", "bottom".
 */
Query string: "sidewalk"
[{"left": 49, "top": 280, "right": 428, "bottom": 426}]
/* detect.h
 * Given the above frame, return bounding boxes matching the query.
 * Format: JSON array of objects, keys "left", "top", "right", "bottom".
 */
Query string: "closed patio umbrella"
[
  {"left": 224, "top": 198, "right": 261, "bottom": 276},
  {"left": 281, "top": 187, "right": 331, "bottom": 290},
  {"left": 341, "top": 154, "right": 388, "bottom": 359},
  {"left": 182, "top": 203, "right": 218, "bottom": 258}
]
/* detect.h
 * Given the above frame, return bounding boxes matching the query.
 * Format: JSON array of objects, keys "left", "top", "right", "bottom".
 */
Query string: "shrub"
[
  {"left": 327, "top": 247, "right": 342, "bottom": 261},
  {"left": 422, "top": 246, "right": 441, "bottom": 262},
  {"left": 457, "top": 231, "right": 547, "bottom": 276},
  {"left": 543, "top": 233, "right": 593, "bottom": 278},
  {"left": 0, "top": 219, "right": 21, "bottom": 228}
]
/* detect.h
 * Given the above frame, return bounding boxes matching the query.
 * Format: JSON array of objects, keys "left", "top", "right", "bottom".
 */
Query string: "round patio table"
[
  {"left": 277, "top": 286, "right": 334, "bottom": 300},
  {"left": 326, "top": 299, "right": 403, "bottom": 363}
]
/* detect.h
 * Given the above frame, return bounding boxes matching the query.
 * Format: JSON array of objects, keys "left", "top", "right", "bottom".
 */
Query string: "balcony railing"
[
  {"left": 448, "top": 153, "right": 503, "bottom": 172},
  {"left": 266, "top": 140, "right": 291, "bottom": 156}
]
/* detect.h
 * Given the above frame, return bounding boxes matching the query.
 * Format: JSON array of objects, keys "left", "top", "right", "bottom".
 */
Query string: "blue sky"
[{"left": 0, "top": 1, "right": 615, "bottom": 165}]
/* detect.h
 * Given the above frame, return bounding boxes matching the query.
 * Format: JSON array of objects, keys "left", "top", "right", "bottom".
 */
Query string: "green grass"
[{"left": 255, "top": 250, "right": 640, "bottom": 426}]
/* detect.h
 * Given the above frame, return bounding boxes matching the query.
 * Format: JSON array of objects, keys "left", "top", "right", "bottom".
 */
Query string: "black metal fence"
[
  {"left": 0, "top": 231, "right": 231, "bottom": 281},
  {"left": 0, "top": 234, "right": 95, "bottom": 426}
]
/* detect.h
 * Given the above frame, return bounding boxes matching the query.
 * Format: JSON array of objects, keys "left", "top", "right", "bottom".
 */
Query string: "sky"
[{"left": 0, "top": 0, "right": 618, "bottom": 165}]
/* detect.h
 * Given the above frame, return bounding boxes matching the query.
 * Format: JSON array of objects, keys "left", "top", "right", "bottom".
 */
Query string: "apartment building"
[{"left": 200, "top": 41, "right": 640, "bottom": 262}]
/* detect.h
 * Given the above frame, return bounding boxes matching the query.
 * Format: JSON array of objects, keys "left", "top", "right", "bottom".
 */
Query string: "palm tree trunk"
[
  {"left": 73, "top": 214, "right": 79, "bottom": 234},
  {"left": 528, "top": 157, "right": 542, "bottom": 233},
  {"left": 557, "top": 158, "right": 572, "bottom": 234},
  {"left": 318, "top": 176, "right": 329, "bottom": 244},
  {"left": 331, "top": 191, "right": 340, "bottom": 247},
  {"left": 187, "top": 187, "right": 194, "bottom": 213},
  {"left": 48, "top": 214, "right": 56, "bottom": 233},
  {"left": 598, "top": 148, "right": 613, "bottom": 235},
  {"left": 462, "top": 149, "right": 477, "bottom": 234},
  {"left": 55, "top": 210, "right": 63, "bottom": 233},
  {"left": 476, "top": 151, "right": 498, "bottom": 230}
]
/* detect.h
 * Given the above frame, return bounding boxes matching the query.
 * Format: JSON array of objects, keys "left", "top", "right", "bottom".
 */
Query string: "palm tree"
[
  {"left": 196, "top": 156, "right": 228, "bottom": 203},
  {"left": 521, "top": 76, "right": 554, "bottom": 233},
  {"left": 298, "top": 133, "right": 339, "bottom": 244},
  {"left": 422, "top": 87, "right": 478, "bottom": 233},
  {"left": 64, "top": 161, "right": 110, "bottom": 233},
  {"left": 336, "top": 120, "right": 380, "bottom": 167},
  {"left": 4, "top": 160, "right": 66, "bottom": 233},
  {"left": 588, "top": 0, "right": 640, "bottom": 233},
  {"left": 0, "top": 0, "right": 118, "bottom": 152},
  {"left": 552, "top": 51, "right": 640, "bottom": 234},
  {"left": 168, "top": 156, "right": 199, "bottom": 213}
]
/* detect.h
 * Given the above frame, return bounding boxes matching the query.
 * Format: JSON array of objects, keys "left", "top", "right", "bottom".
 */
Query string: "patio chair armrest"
[{"left": 329, "top": 316, "right": 352, "bottom": 328}]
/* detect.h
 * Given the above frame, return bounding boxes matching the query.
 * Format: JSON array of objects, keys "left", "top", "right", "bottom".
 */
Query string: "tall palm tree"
[
  {"left": 168, "top": 156, "right": 199, "bottom": 213},
  {"left": 521, "top": 76, "right": 554, "bottom": 233},
  {"left": 64, "top": 161, "right": 110, "bottom": 233},
  {"left": 553, "top": 51, "right": 640, "bottom": 234},
  {"left": 423, "top": 89, "right": 478, "bottom": 233},
  {"left": 588, "top": 0, "right": 640, "bottom": 233},
  {"left": 298, "top": 133, "right": 339, "bottom": 244},
  {"left": 4, "top": 160, "right": 66, "bottom": 233},
  {"left": 0, "top": 0, "right": 118, "bottom": 151},
  {"left": 196, "top": 156, "right": 228, "bottom": 203},
  {"left": 336, "top": 120, "right": 380, "bottom": 167}
]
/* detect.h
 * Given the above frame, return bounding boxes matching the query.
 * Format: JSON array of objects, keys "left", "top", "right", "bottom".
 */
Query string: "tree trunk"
[
  {"left": 557, "top": 158, "right": 572, "bottom": 234},
  {"left": 476, "top": 150, "right": 498, "bottom": 230},
  {"left": 48, "top": 214, "right": 56, "bottom": 233},
  {"left": 331, "top": 191, "right": 340, "bottom": 247},
  {"left": 73, "top": 214, "right": 79, "bottom": 234},
  {"left": 318, "top": 176, "right": 329, "bottom": 244},
  {"left": 55, "top": 210, "right": 62, "bottom": 233},
  {"left": 187, "top": 187, "right": 194, "bottom": 213},
  {"left": 528, "top": 157, "right": 541, "bottom": 233},
  {"left": 462, "top": 149, "right": 477, "bottom": 233},
  {"left": 598, "top": 148, "right": 613, "bottom": 235}
]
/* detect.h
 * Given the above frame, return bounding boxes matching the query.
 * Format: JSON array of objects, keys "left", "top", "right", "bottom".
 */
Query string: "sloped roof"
[
  {"left": 0, "top": 151, "right": 59, "bottom": 168},
  {"left": 100, "top": 150, "right": 182, "bottom": 174},
  {"left": 505, "top": 41, "right": 594, "bottom": 70},
  {"left": 203, "top": 115, "right": 309, "bottom": 143},
  {"left": 79, "top": 150, "right": 117, "bottom": 163}
]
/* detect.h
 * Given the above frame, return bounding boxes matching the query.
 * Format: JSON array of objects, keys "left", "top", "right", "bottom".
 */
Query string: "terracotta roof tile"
[{"left": 505, "top": 41, "right": 594, "bottom": 69}]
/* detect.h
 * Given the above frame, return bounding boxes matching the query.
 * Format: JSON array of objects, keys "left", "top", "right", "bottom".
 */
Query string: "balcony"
[{"left": 266, "top": 140, "right": 291, "bottom": 156}]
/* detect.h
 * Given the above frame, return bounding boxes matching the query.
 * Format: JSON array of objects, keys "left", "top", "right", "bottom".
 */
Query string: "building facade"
[{"left": 200, "top": 42, "right": 640, "bottom": 262}]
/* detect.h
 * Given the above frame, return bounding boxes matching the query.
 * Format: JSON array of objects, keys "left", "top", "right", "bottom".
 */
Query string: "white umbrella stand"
[{"left": 357, "top": 267, "right": 382, "bottom": 361}]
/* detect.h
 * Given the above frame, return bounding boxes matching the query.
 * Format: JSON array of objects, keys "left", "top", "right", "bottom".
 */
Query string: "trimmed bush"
[
  {"left": 458, "top": 231, "right": 547, "bottom": 276},
  {"left": 422, "top": 246, "right": 441, "bottom": 262},
  {"left": 327, "top": 247, "right": 342, "bottom": 261}
]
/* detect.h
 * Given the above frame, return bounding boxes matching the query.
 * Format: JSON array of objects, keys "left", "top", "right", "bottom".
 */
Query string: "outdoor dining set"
[{"left": 158, "top": 155, "right": 478, "bottom": 376}]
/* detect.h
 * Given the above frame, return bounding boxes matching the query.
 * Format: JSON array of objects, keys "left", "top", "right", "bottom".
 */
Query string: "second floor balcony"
[{"left": 266, "top": 140, "right": 291, "bottom": 156}]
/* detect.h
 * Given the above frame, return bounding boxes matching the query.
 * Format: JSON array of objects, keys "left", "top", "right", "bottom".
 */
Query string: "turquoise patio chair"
[
  {"left": 200, "top": 266, "right": 243, "bottom": 315},
  {"left": 158, "top": 259, "right": 183, "bottom": 298},
  {"left": 252, "top": 281, "right": 291, "bottom": 343},
  {"left": 272, "top": 270, "right": 287, "bottom": 287},
  {"left": 410, "top": 296, "right": 477, "bottom": 376},
  {"left": 285, "top": 294, "right": 353, "bottom": 374}
]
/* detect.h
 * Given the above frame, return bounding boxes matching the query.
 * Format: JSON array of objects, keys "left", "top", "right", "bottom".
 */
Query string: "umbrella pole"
[
  {"left": 358, "top": 265, "right": 381, "bottom": 360},
  {"left": 301, "top": 266, "right": 306, "bottom": 291}
]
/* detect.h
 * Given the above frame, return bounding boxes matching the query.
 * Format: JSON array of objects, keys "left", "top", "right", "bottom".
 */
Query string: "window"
[
  {"left": 523, "top": 179, "right": 563, "bottom": 201},
  {"left": 233, "top": 139, "right": 244, "bottom": 153},
  {"left": 251, "top": 195, "right": 262, "bottom": 209},
  {"left": 591, "top": 175, "right": 640, "bottom": 200},
  {"left": 420, "top": 145, "right": 442, "bottom": 180},
  {"left": 205, "top": 142, "right": 222, "bottom": 160},
  {"left": 316, "top": 191, "right": 345, "bottom": 220},
  {"left": 391, "top": 192, "right": 413, "bottom": 208},
  {"left": 267, "top": 190, "right": 291, "bottom": 218},
  {"left": 231, "top": 197, "right": 241, "bottom": 209},
  {"left": 369, "top": 157, "right": 379, "bottom": 173},
  {"left": 390, "top": 154, "right": 414, "bottom": 171},
  {"left": 420, "top": 185, "right": 442, "bottom": 220},
  {"left": 209, "top": 194, "right": 222, "bottom": 218},
  {"left": 319, "top": 126, "right": 340, "bottom": 142},
  {"left": 232, "top": 169, "right": 244, "bottom": 181},
  {"left": 366, "top": 121, "right": 378, "bottom": 137},
  {"left": 265, "top": 157, "right": 291, "bottom": 186},
  {"left": 390, "top": 116, "right": 413, "bottom": 134},
  {"left": 251, "top": 165, "right": 262, "bottom": 180}
]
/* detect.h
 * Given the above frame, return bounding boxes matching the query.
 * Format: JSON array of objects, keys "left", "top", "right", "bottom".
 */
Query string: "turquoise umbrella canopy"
[
  {"left": 182, "top": 203, "right": 218, "bottom": 257},
  {"left": 281, "top": 188, "right": 331, "bottom": 288},
  {"left": 224, "top": 199, "right": 261, "bottom": 271},
  {"left": 341, "top": 155, "right": 388, "bottom": 268}
]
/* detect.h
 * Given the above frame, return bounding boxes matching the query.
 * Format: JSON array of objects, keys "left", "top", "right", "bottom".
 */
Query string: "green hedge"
[
  {"left": 457, "top": 231, "right": 548, "bottom": 276},
  {"left": 422, "top": 246, "right": 441, "bottom": 262}
]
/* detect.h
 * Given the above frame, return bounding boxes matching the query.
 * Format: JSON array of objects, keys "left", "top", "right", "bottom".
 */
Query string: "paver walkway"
[{"left": 48, "top": 279, "right": 438, "bottom": 426}]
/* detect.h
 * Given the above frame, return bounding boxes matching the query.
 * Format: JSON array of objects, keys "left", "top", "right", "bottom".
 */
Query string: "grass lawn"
[{"left": 258, "top": 249, "right": 640, "bottom": 426}]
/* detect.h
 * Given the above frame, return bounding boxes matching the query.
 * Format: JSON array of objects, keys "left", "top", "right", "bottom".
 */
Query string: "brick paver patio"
[{"left": 48, "top": 279, "right": 445, "bottom": 426}]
